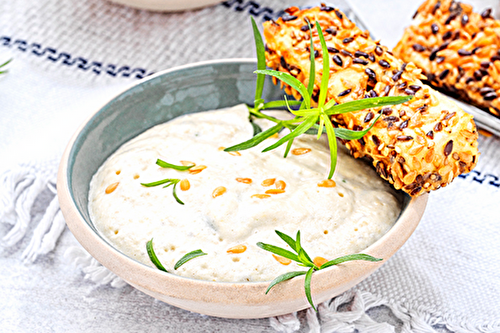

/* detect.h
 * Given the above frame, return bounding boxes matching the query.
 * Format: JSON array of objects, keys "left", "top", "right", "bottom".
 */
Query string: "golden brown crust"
[
  {"left": 394, "top": 0, "right": 500, "bottom": 118},
  {"left": 263, "top": 5, "right": 479, "bottom": 197}
]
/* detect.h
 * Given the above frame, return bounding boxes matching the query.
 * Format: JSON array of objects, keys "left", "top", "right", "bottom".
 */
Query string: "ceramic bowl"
[{"left": 57, "top": 59, "right": 428, "bottom": 319}]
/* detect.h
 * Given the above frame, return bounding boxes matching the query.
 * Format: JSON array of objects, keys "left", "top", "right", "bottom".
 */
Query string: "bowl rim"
[{"left": 57, "top": 58, "right": 428, "bottom": 309}]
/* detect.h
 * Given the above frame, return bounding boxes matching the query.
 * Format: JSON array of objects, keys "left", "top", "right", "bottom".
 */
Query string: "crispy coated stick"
[
  {"left": 263, "top": 5, "right": 479, "bottom": 196},
  {"left": 394, "top": 0, "right": 500, "bottom": 118}
]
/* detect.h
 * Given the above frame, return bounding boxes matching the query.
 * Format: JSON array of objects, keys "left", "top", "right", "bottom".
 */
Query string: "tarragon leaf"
[
  {"left": 298, "top": 249, "right": 315, "bottom": 268},
  {"left": 251, "top": 120, "right": 263, "bottom": 136},
  {"left": 325, "top": 96, "right": 413, "bottom": 115},
  {"left": 265, "top": 271, "right": 307, "bottom": 294},
  {"left": 254, "top": 69, "right": 311, "bottom": 109},
  {"left": 174, "top": 249, "right": 207, "bottom": 270},
  {"left": 283, "top": 137, "right": 294, "bottom": 158},
  {"left": 172, "top": 182, "right": 184, "bottom": 205},
  {"left": 315, "top": 21, "right": 330, "bottom": 108},
  {"left": 320, "top": 254, "right": 382, "bottom": 270},
  {"left": 295, "top": 231, "right": 313, "bottom": 264},
  {"left": 141, "top": 178, "right": 178, "bottom": 187},
  {"left": 322, "top": 114, "right": 337, "bottom": 179},
  {"left": 305, "top": 267, "right": 316, "bottom": 311},
  {"left": 334, "top": 114, "right": 381, "bottom": 140},
  {"left": 156, "top": 159, "right": 194, "bottom": 171},
  {"left": 306, "top": 19, "right": 316, "bottom": 97},
  {"left": 262, "top": 99, "right": 302, "bottom": 109},
  {"left": 256, "top": 242, "right": 300, "bottom": 263},
  {"left": 0, "top": 59, "right": 12, "bottom": 74},
  {"left": 275, "top": 230, "right": 298, "bottom": 252},
  {"left": 224, "top": 123, "right": 283, "bottom": 152},
  {"left": 262, "top": 116, "right": 317, "bottom": 153},
  {"left": 146, "top": 239, "right": 168, "bottom": 272},
  {"left": 251, "top": 17, "right": 266, "bottom": 106}
]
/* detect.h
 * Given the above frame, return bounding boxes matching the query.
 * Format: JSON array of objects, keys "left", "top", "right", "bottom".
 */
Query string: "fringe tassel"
[
  {"left": 273, "top": 290, "right": 500, "bottom": 333},
  {"left": 64, "top": 246, "right": 127, "bottom": 288},
  {"left": 0, "top": 166, "right": 49, "bottom": 247},
  {"left": 270, "top": 312, "right": 301, "bottom": 333}
]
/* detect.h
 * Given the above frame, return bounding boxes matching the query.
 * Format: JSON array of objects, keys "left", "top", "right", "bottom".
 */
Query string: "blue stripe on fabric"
[
  {"left": 458, "top": 170, "right": 500, "bottom": 188},
  {"left": 0, "top": 36, "right": 153, "bottom": 79},
  {"left": 0, "top": 0, "right": 281, "bottom": 78}
]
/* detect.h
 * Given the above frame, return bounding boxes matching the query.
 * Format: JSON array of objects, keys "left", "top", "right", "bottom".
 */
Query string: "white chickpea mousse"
[{"left": 88, "top": 104, "right": 402, "bottom": 282}]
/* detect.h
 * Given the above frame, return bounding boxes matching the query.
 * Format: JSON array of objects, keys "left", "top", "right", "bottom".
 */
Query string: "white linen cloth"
[{"left": 1, "top": 0, "right": 499, "bottom": 332}]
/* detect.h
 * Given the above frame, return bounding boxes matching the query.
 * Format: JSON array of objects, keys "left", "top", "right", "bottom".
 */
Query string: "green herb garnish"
[
  {"left": 225, "top": 20, "right": 413, "bottom": 179},
  {"left": 141, "top": 178, "right": 184, "bottom": 205},
  {"left": 156, "top": 159, "right": 194, "bottom": 171},
  {"left": 0, "top": 59, "right": 12, "bottom": 75},
  {"left": 147, "top": 238, "right": 207, "bottom": 272},
  {"left": 257, "top": 230, "right": 382, "bottom": 311},
  {"left": 174, "top": 249, "right": 208, "bottom": 270},
  {"left": 146, "top": 238, "right": 168, "bottom": 272}
]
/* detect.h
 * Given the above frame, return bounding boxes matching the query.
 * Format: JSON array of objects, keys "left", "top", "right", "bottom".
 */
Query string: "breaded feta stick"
[
  {"left": 394, "top": 0, "right": 500, "bottom": 118},
  {"left": 263, "top": 5, "right": 479, "bottom": 196}
]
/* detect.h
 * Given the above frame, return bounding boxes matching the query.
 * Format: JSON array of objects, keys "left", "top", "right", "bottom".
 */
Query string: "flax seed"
[
  {"left": 291, "top": 148, "right": 312, "bottom": 155},
  {"left": 189, "top": 165, "right": 207, "bottom": 174},
  {"left": 212, "top": 186, "right": 226, "bottom": 198},
  {"left": 262, "top": 178, "right": 276, "bottom": 187},
  {"left": 317, "top": 179, "right": 336, "bottom": 187},
  {"left": 180, "top": 160, "right": 196, "bottom": 166},
  {"left": 265, "top": 189, "right": 285, "bottom": 194},
  {"left": 227, "top": 245, "right": 247, "bottom": 254},
  {"left": 314, "top": 256, "right": 328, "bottom": 267},
  {"left": 275, "top": 180, "right": 286, "bottom": 190},
  {"left": 236, "top": 178, "right": 252, "bottom": 184},
  {"left": 105, "top": 182, "right": 119, "bottom": 194},
  {"left": 251, "top": 194, "right": 271, "bottom": 199},
  {"left": 273, "top": 254, "right": 291, "bottom": 265}
]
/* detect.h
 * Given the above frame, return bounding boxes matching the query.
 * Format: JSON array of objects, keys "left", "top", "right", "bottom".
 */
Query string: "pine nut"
[
  {"left": 236, "top": 178, "right": 252, "bottom": 184},
  {"left": 291, "top": 148, "right": 312, "bottom": 155},
  {"left": 189, "top": 165, "right": 207, "bottom": 174},
  {"left": 251, "top": 194, "right": 271, "bottom": 199},
  {"left": 313, "top": 256, "right": 328, "bottom": 267},
  {"left": 105, "top": 182, "right": 119, "bottom": 194},
  {"left": 180, "top": 179, "right": 190, "bottom": 191},
  {"left": 273, "top": 254, "right": 291, "bottom": 265},
  {"left": 180, "top": 160, "right": 196, "bottom": 166},
  {"left": 265, "top": 189, "right": 285, "bottom": 194},
  {"left": 317, "top": 179, "right": 336, "bottom": 187},
  {"left": 227, "top": 245, "right": 247, "bottom": 254},
  {"left": 212, "top": 186, "right": 226, "bottom": 198},
  {"left": 261, "top": 178, "right": 276, "bottom": 186},
  {"left": 275, "top": 180, "right": 286, "bottom": 190}
]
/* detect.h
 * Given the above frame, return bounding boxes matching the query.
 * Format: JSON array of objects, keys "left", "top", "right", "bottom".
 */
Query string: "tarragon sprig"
[
  {"left": 226, "top": 20, "right": 413, "bottom": 179},
  {"left": 257, "top": 230, "right": 382, "bottom": 311},
  {"left": 140, "top": 159, "right": 195, "bottom": 205},
  {"left": 146, "top": 238, "right": 207, "bottom": 272},
  {"left": 141, "top": 178, "right": 184, "bottom": 204},
  {"left": 0, "top": 59, "right": 12, "bottom": 75}
]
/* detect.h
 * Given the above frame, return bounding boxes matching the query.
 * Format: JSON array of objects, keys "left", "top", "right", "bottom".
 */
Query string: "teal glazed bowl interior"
[{"left": 58, "top": 59, "right": 428, "bottom": 319}]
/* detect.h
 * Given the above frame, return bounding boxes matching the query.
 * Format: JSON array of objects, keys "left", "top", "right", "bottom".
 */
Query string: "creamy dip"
[{"left": 89, "top": 104, "right": 401, "bottom": 282}]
